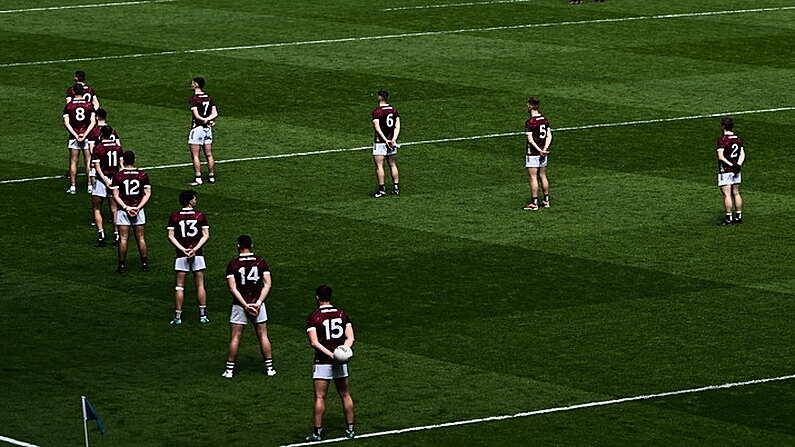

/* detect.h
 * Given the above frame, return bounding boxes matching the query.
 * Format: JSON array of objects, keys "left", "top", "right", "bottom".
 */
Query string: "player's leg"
[
  {"left": 189, "top": 144, "right": 203, "bottom": 185},
  {"left": 372, "top": 155, "right": 387, "bottom": 197},
  {"left": 223, "top": 323, "right": 245, "bottom": 378},
  {"left": 539, "top": 166, "right": 550, "bottom": 207},
  {"left": 523, "top": 167, "right": 540, "bottom": 210},
  {"left": 82, "top": 148, "right": 93, "bottom": 193},
  {"left": 116, "top": 224, "right": 130, "bottom": 272},
  {"left": 718, "top": 184, "right": 734, "bottom": 225},
  {"left": 133, "top": 224, "right": 149, "bottom": 271},
  {"left": 732, "top": 183, "right": 743, "bottom": 224},
  {"left": 203, "top": 143, "right": 216, "bottom": 183},
  {"left": 108, "top": 198, "right": 119, "bottom": 246},
  {"left": 194, "top": 270, "right": 209, "bottom": 323},
  {"left": 310, "top": 379, "right": 330, "bottom": 440},
  {"left": 171, "top": 271, "right": 186, "bottom": 324},
  {"left": 254, "top": 322, "right": 276, "bottom": 375},
  {"left": 91, "top": 195, "right": 106, "bottom": 246},
  {"left": 334, "top": 377, "right": 355, "bottom": 438},
  {"left": 68, "top": 148, "right": 79, "bottom": 193},
  {"left": 387, "top": 154, "right": 400, "bottom": 195}
]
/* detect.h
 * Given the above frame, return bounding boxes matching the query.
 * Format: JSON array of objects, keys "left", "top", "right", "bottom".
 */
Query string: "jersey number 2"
[
  {"left": 322, "top": 318, "right": 344, "bottom": 339},
  {"left": 730, "top": 143, "right": 741, "bottom": 159}
]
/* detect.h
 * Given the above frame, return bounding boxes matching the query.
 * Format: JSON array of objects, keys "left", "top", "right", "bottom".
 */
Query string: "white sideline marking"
[
  {"left": 0, "top": 435, "right": 40, "bottom": 447},
  {"left": 1, "top": 6, "right": 793, "bottom": 68},
  {"left": 281, "top": 373, "right": 795, "bottom": 446},
  {"left": 0, "top": 0, "right": 176, "bottom": 14},
  {"left": 383, "top": 0, "right": 531, "bottom": 12},
  {"left": 1, "top": 106, "right": 793, "bottom": 185}
]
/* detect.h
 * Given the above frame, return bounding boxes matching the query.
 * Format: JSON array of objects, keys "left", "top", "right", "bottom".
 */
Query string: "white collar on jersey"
[
  {"left": 319, "top": 304, "right": 333, "bottom": 308},
  {"left": 239, "top": 252, "right": 255, "bottom": 257}
]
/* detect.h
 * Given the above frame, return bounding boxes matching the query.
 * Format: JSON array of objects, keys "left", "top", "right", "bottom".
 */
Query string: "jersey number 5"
[
  {"left": 539, "top": 124, "right": 548, "bottom": 139},
  {"left": 322, "top": 318, "right": 344, "bottom": 339}
]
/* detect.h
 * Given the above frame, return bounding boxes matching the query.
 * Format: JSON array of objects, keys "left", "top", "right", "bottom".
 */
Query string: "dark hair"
[
  {"left": 74, "top": 70, "right": 86, "bottom": 82},
  {"left": 179, "top": 190, "right": 197, "bottom": 207},
  {"left": 721, "top": 117, "right": 734, "bottom": 131},
  {"left": 377, "top": 90, "right": 389, "bottom": 101},
  {"left": 72, "top": 84, "right": 84, "bottom": 95},
  {"left": 315, "top": 285, "right": 332, "bottom": 302},
  {"left": 237, "top": 234, "right": 253, "bottom": 249},
  {"left": 122, "top": 151, "right": 135, "bottom": 166},
  {"left": 527, "top": 97, "right": 540, "bottom": 109},
  {"left": 95, "top": 108, "right": 107, "bottom": 120},
  {"left": 99, "top": 125, "right": 114, "bottom": 139},
  {"left": 193, "top": 77, "right": 205, "bottom": 88}
]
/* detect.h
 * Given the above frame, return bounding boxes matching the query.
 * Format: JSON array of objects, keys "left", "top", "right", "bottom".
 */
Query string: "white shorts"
[
  {"left": 68, "top": 139, "right": 88, "bottom": 151},
  {"left": 312, "top": 363, "right": 349, "bottom": 380},
  {"left": 229, "top": 303, "right": 267, "bottom": 325},
  {"left": 174, "top": 256, "right": 206, "bottom": 272},
  {"left": 91, "top": 180, "right": 111, "bottom": 198},
  {"left": 718, "top": 172, "right": 741, "bottom": 187},
  {"left": 115, "top": 208, "right": 147, "bottom": 226},
  {"left": 525, "top": 155, "right": 548, "bottom": 168},
  {"left": 372, "top": 143, "right": 397, "bottom": 157},
  {"left": 189, "top": 126, "right": 213, "bottom": 145}
]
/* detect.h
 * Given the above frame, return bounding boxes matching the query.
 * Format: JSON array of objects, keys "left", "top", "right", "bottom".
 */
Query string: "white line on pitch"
[
  {"left": 280, "top": 373, "right": 795, "bottom": 447},
  {"left": 0, "top": 0, "right": 176, "bottom": 14},
  {"left": 0, "top": 435, "right": 40, "bottom": 447},
  {"left": 1, "top": 106, "right": 792, "bottom": 185},
  {"left": 1, "top": 6, "right": 793, "bottom": 67},
  {"left": 383, "top": 0, "right": 531, "bottom": 12}
]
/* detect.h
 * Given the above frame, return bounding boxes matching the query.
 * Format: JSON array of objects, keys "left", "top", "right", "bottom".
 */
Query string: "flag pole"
[{"left": 81, "top": 396, "right": 89, "bottom": 447}]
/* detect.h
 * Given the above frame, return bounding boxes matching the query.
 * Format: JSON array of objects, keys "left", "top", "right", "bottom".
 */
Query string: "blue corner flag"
[{"left": 82, "top": 396, "right": 106, "bottom": 435}]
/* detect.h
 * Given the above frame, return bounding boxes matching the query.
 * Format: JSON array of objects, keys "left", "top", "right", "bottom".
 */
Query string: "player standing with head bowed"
[
  {"left": 167, "top": 190, "right": 211, "bottom": 325},
  {"left": 110, "top": 151, "right": 151, "bottom": 273},
  {"left": 188, "top": 77, "right": 218, "bottom": 186},
  {"left": 523, "top": 97, "right": 553, "bottom": 210},
  {"left": 222, "top": 235, "right": 276, "bottom": 378},
  {"left": 305, "top": 285, "right": 355, "bottom": 441},
  {"left": 715, "top": 117, "right": 745, "bottom": 226},
  {"left": 65, "top": 70, "right": 100, "bottom": 109},
  {"left": 370, "top": 90, "right": 400, "bottom": 198},
  {"left": 63, "top": 84, "right": 96, "bottom": 194},
  {"left": 89, "top": 124, "right": 123, "bottom": 247}
]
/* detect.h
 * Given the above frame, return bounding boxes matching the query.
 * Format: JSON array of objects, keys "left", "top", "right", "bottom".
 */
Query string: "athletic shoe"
[
  {"left": 141, "top": 263, "right": 150, "bottom": 272},
  {"left": 111, "top": 237, "right": 119, "bottom": 247},
  {"left": 522, "top": 202, "right": 539, "bottom": 211},
  {"left": 717, "top": 219, "right": 733, "bottom": 226},
  {"left": 305, "top": 433, "right": 322, "bottom": 442},
  {"left": 94, "top": 238, "right": 107, "bottom": 248},
  {"left": 371, "top": 190, "right": 387, "bottom": 198},
  {"left": 115, "top": 264, "right": 127, "bottom": 274},
  {"left": 391, "top": 186, "right": 400, "bottom": 196},
  {"left": 733, "top": 217, "right": 743, "bottom": 225},
  {"left": 87, "top": 185, "right": 93, "bottom": 194},
  {"left": 170, "top": 318, "right": 182, "bottom": 325},
  {"left": 345, "top": 429, "right": 356, "bottom": 439},
  {"left": 221, "top": 369, "right": 233, "bottom": 379},
  {"left": 189, "top": 179, "right": 203, "bottom": 186},
  {"left": 265, "top": 368, "right": 277, "bottom": 377},
  {"left": 66, "top": 185, "right": 77, "bottom": 195},
  {"left": 89, "top": 219, "right": 96, "bottom": 227},
  {"left": 541, "top": 200, "right": 550, "bottom": 208},
  {"left": 208, "top": 175, "right": 216, "bottom": 184},
  {"left": 199, "top": 316, "right": 210, "bottom": 324}
]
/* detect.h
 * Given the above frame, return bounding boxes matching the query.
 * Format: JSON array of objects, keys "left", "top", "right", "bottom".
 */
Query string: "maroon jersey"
[
  {"left": 716, "top": 133, "right": 744, "bottom": 174},
  {"left": 91, "top": 137, "right": 123, "bottom": 177},
  {"left": 306, "top": 305, "right": 352, "bottom": 364},
  {"left": 189, "top": 93, "right": 216, "bottom": 128},
  {"left": 63, "top": 100, "right": 95, "bottom": 137},
  {"left": 166, "top": 209, "right": 209, "bottom": 257},
  {"left": 65, "top": 84, "right": 97, "bottom": 104},
  {"left": 88, "top": 124, "right": 120, "bottom": 143},
  {"left": 372, "top": 105, "right": 399, "bottom": 143},
  {"left": 525, "top": 115, "right": 551, "bottom": 156},
  {"left": 226, "top": 253, "right": 270, "bottom": 304},
  {"left": 111, "top": 168, "right": 151, "bottom": 207}
]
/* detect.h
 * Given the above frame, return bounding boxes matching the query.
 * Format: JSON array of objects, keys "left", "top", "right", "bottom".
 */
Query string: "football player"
[
  {"left": 89, "top": 125, "right": 123, "bottom": 247},
  {"left": 523, "top": 97, "right": 553, "bottom": 210},
  {"left": 370, "top": 90, "right": 400, "bottom": 198},
  {"left": 63, "top": 84, "right": 96, "bottom": 194},
  {"left": 715, "top": 117, "right": 745, "bottom": 226},
  {"left": 222, "top": 235, "right": 276, "bottom": 378},
  {"left": 110, "top": 151, "right": 151, "bottom": 273},
  {"left": 188, "top": 77, "right": 218, "bottom": 186},
  {"left": 305, "top": 285, "right": 355, "bottom": 441},
  {"left": 65, "top": 70, "right": 100, "bottom": 109},
  {"left": 167, "top": 190, "right": 211, "bottom": 325}
]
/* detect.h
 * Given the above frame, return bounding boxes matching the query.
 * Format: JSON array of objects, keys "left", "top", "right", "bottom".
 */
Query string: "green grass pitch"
[{"left": 1, "top": 0, "right": 794, "bottom": 445}]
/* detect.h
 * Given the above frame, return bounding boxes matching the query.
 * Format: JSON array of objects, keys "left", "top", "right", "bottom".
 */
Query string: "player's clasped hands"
[
  {"left": 127, "top": 206, "right": 139, "bottom": 217},
  {"left": 246, "top": 302, "right": 260, "bottom": 316},
  {"left": 182, "top": 247, "right": 195, "bottom": 258}
]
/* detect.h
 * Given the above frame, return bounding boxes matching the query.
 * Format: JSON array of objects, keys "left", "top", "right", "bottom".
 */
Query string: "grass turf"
[{"left": 1, "top": 0, "right": 794, "bottom": 445}]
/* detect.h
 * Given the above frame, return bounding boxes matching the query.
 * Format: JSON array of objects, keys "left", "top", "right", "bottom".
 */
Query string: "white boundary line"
[
  {"left": 281, "top": 373, "right": 795, "bottom": 446},
  {"left": 383, "top": 0, "right": 531, "bottom": 12},
  {"left": 1, "top": 6, "right": 794, "bottom": 68},
  {"left": 0, "top": 0, "right": 176, "bottom": 14},
  {"left": 0, "top": 435, "right": 40, "bottom": 447},
  {"left": 1, "top": 106, "right": 792, "bottom": 185}
]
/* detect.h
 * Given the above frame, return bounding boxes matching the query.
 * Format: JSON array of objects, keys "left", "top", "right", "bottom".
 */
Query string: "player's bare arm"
[
  {"left": 307, "top": 329, "right": 335, "bottom": 360},
  {"left": 226, "top": 276, "right": 250, "bottom": 309},
  {"left": 716, "top": 148, "right": 733, "bottom": 166},
  {"left": 526, "top": 132, "right": 543, "bottom": 154},
  {"left": 372, "top": 119, "right": 390, "bottom": 145},
  {"left": 92, "top": 96, "right": 100, "bottom": 110},
  {"left": 79, "top": 114, "right": 97, "bottom": 141},
  {"left": 541, "top": 128, "right": 553, "bottom": 154},
  {"left": 343, "top": 325, "right": 355, "bottom": 348},
  {"left": 391, "top": 117, "right": 401, "bottom": 146},
  {"left": 737, "top": 147, "right": 746, "bottom": 165},
  {"left": 63, "top": 114, "right": 79, "bottom": 139},
  {"left": 136, "top": 186, "right": 153, "bottom": 211},
  {"left": 167, "top": 228, "right": 192, "bottom": 258},
  {"left": 251, "top": 272, "right": 272, "bottom": 314},
  {"left": 192, "top": 227, "right": 210, "bottom": 255}
]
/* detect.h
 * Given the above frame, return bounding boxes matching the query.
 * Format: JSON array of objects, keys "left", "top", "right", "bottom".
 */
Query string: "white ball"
[{"left": 333, "top": 345, "right": 353, "bottom": 362}]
